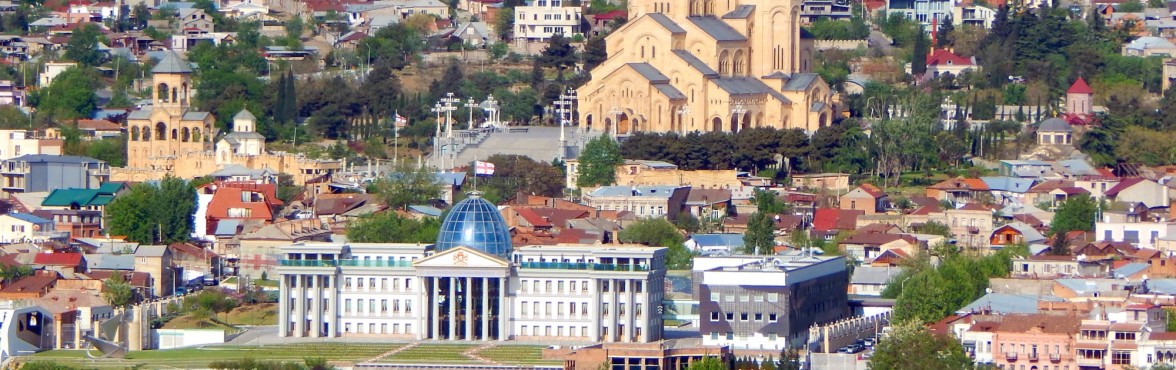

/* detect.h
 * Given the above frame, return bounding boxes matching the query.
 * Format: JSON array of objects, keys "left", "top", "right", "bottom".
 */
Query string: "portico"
[{"left": 414, "top": 247, "right": 509, "bottom": 341}]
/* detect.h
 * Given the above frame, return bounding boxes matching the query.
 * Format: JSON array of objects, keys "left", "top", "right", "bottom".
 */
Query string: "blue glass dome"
[{"left": 435, "top": 195, "right": 513, "bottom": 259}]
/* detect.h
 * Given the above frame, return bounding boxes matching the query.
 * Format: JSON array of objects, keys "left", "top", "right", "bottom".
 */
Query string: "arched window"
[
  {"left": 182, "top": 127, "right": 190, "bottom": 142},
  {"left": 171, "top": 88, "right": 178, "bottom": 103},
  {"left": 143, "top": 127, "right": 151, "bottom": 140},
  {"left": 131, "top": 126, "right": 140, "bottom": 141},
  {"left": 193, "top": 128, "right": 202, "bottom": 142},
  {"left": 157, "top": 83, "right": 169, "bottom": 102},
  {"left": 181, "top": 83, "right": 188, "bottom": 104},
  {"left": 171, "top": 128, "right": 178, "bottom": 140},
  {"left": 155, "top": 122, "right": 166, "bottom": 140}
]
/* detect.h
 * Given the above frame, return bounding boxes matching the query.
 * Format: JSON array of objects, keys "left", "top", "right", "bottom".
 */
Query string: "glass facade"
[{"left": 435, "top": 195, "right": 513, "bottom": 258}]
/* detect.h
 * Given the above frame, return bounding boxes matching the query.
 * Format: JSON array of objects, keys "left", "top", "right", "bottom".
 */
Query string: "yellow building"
[
  {"left": 114, "top": 51, "right": 342, "bottom": 185},
  {"left": 576, "top": 0, "right": 835, "bottom": 135}
]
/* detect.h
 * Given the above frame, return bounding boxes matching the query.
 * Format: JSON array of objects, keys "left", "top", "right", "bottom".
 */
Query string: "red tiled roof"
[
  {"left": 841, "top": 233, "right": 916, "bottom": 245},
  {"left": 1068, "top": 77, "right": 1094, "bottom": 94},
  {"left": 1028, "top": 179, "right": 1074, "bottom": 193},
  {"left": 909, "top": 205, "right": 939, "bottom": 215},
  {"left": 514, "top": 207, "right": 552, "bottom": 228},
  {"left": 813, "top": 208, "right": 863, "bottom": 231},
  {"left": 929, "top": 177, "right": 989, "bottom": 191},
  {"left": 926, "top": 49, "right": 974, "bottom": 66},
  {"left": 857, "top": 184, "right": 885, "bottom": 198},
  {"left": 956, "top": 203, "right": 989, "bottom": 211},
  {"left": 1055, "top": 186, "right": 1090, "bottom": 195},
  {"left": 593, "top": 10, "right": 627, "bottom": 20},
  {"left": 529, "top": 208, "right": 590, "bottom": 227},
  {"left": 0, "top": 273, "right": 57, "bottom": 294},
  {"left": 76, "top": 119, "right": 121, "bottom": 131},
  {"left": 1105, "top": 178, "right": 1145, "bottom": 197},
  {"left": 1150, "top": 332, "right": 1176, "bottom": 341},
  {"left": 206, "top": 187, "right": 277, "bottom": 220},
  {"left": 33, "top": 252, "right": 83, "bottom": 267}
]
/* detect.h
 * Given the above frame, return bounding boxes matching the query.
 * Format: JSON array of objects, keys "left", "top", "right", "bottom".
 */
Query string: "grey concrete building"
[{"left": 0, "top": 155, "right": 110, "bottom": 194}]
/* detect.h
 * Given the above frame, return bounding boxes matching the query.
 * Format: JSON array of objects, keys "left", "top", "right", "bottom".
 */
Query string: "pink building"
[{"left": 991, "top": 314, "right": 1082, "bottom": 370}]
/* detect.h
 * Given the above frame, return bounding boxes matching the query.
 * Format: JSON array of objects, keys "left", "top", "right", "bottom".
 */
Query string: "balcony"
[
  {"left": 1006, "top": 352, "right": 1018, "bottom": 361},
  {"left": 1028, "top": 353, "right": 1038, "bottom": 361},
  {"left": 1076, "top": 357, "right": 1103, "bottom": 367},
  {"left": 279, "top": 260, "right": 337, "bottom": 267},
  {"left": 338, "top": 259, "right": 413, "bottom": 268},
  {"left": 518, "top": 261, "right": 650, "bottom": 271},
  {"left": 1050, "top": 353, "right": 1061, "bottom": 362}
]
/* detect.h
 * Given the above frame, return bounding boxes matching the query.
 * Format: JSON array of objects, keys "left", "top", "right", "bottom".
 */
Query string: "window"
[
  {"left": 754, "top": 294, "right": 764, "bottom": 302},
  {"left": 768, "top": 293, "right": 779, "bottom": 302},
  {"left": 381, "top": 323, "right": 387, "bottom": 334},
  {"left": 570, "top": 281, "right": 577, "bottom": 292},
  {"left": 1112, "top": 352, "right": 1131, "bottom": 365},
  {"left": 345, "top": 299, "right": 352, "bottom": 312},
  {"left": 558, "top": 281, "right": 565, "bottom": 292},
  {"left": 725, "top": 313, "right": 734, "bottom": 321},
  {"left": 711, "top": 312, "right": 719, "bottom": 321},
  {"left": 581, "top": 302, "right": 588, "bottom": 315},
  {"left": 769, "top": 313, "right": 778, "bottom": 322},
  {"left": 522, "top": 302, "right": 529, "bottom": 315},
  {"left": 740, "top": 312, "right": 748, "bottom": 321},
  {"left": 755, "top": 313, "right": 763, "bottom": 321},
  {"left": 381, "top": 299, "right": 388, "bottom": 313},
  {"left": 711, "top": 292, "right": 720, "bottom": 301},
  {"left": 546, "top": 280, "right": 552, "bottom": 292},
  {"left": 405, "top": 300, "right": 412, "bottom": 313},
  {"left": 739, "top": 294, "right": 749, "bottom": 302},
  {"left": 358, "top": 278, "right": 365, "bottom": 288}
]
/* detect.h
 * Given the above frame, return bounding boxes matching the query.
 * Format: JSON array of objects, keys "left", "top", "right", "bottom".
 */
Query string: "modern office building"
[
  {"left": 694, "top": 253, "right": 850, "bottom": 350},
  {"left": 277, "top": 195, "right": 668, "bottom": 342}
]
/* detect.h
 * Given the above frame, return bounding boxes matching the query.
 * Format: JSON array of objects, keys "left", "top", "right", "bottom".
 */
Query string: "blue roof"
[
  {"left": 408, "top": 205, "right": 443, "bottom": 217},
  {"left": 689, "top": 234, "right": 744, "bottom": 248},
  {"left": 5, "top": 212, "right": 52, "bottom": 224},
  {"left": 981, "top": 176, "right": 1035, "bottom": 193},
  {"left": 1114, "top": 263, "right": 1150, "bottom": 279},
  {"left": 87, "top": 254, "right": 135, "bottom": 270},
  {"left": 436, "top": 172, "right": 467, "bottom": 187},
  {"left": 589, "top": 186, "right": 681, "bottom": 198},
  {"left": 92, "top": 109, "right": 129, "bottom": 120},
  {"left": 1147, "top": 279, "right": 1176, "bottom": 294},
  {"left": 214, "top": 219, "right": 241, "bottom": 236},
  {"left": 435, "top": 195, "right": 512, "bottom": 258},
  {"left": 672, "top": 50, "right": 719, "bottom": 77},
  {"left": 959, "top": 293, "right": 1060, "bottom": 315}
]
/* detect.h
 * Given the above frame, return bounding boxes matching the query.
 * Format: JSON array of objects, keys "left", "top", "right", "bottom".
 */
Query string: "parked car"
[{"left": 863, "top": 338, "right": 875, "bottom": 347}]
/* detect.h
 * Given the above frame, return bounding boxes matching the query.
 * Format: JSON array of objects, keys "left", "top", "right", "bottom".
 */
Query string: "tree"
[
  {"left": 493, "top": 7, "right": 514, "bottom": 41},
  {"left": 346, "top": 211, "right": 441, "bottom": 243},
  {"left": 576, "top": 135, "right": 623, "bottom": 188},
  {"left": 935, "top": 16, "right": 954, "bottom": 49},
  {"left": 106, "top": 177, "right": 196, "bottom": 244},
  {"left": 31, "top": 66, "right": 100, "bottom": 120},
  {"left": 918, "top": 221, "right": 953, "bottom": 238},
  {"left": 618, "top": 218, "right": 693, "bottom": 269},
  {"left": 370, "top": 162, "right": 443, "bottom": 210},
  {"left": 777, "top": 347, "right": 801, "bottom": 370},
  {"left": 583, "top": 36, "right": 608, "bottom": 71},
  {"left": 103, "top": 273, "right": 135, "bottom": 308},
  {"left": 537, "top": 34, "right": 578, "bottom": 79},
  {"left": 911, "top": 26, "right": 929, "bottom": 76},
  {"left": 1119, "top": 0, "right": 1144, "bottom": 12},
  {"left": 744, "top": 213, "right": 776, "bottom": 255},
  {"left": 1051, "top": 194, "right": 1098, "bottom": 235},
  {"left": 686, "top": 356, "right": 726, "bottom": 370},
  {"left": 65, "top": 23, "right": 105, "bottom": 66},
  {"left": 869, "top": 321, "right": 974, "bottom": 370}
]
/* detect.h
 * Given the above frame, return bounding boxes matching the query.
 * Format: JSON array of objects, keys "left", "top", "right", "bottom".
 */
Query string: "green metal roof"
[
  {"left": 41, "top": 189, "right": 114, "bottom": 207},
  {"left": 96, "top": 182, "right": 125, "bottom": 193}
]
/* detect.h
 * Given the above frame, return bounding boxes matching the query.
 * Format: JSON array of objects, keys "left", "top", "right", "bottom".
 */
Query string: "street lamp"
[
  {"left": 482, "top": 95, "right": 499, "bottom": 127},
  {"left": 430, "top": 102, "right": 444, "bottom": 169},
  {"left": 437, "top": 93, "right": 460, "bottom": 170},
  {"left": 464, "top": 97, "right": 478, "bottom": 131}
]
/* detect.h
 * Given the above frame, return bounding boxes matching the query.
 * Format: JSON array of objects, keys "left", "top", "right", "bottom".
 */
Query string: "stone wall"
[{"left": 813, "top": 40, "right": 868, "bottom": 51}]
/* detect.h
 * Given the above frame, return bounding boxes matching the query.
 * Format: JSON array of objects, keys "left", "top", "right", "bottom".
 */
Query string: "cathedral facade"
[
  {"left": 116, "top": 51, "right": 341, "bottom": 185},
  {"left": 576, "top": 0, "right": 836, "bottom": 135}
]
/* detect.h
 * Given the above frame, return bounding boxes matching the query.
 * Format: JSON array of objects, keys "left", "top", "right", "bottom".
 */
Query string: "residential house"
[
  {"left": 1037, "top": 117, "right": 1075, "bottom": 146},
  {"left": 1000, "top": 160, "right": 1054, "bottom": 178},
  {"left": 583, "top": 185, "right": 690, "bottom": 220},
  {"left": 32, "top": 253, "right": 85, "bottom": 275},
  {"left": 1025, "top": 179, "right": 1074, "bottom": 207},
  {"left": 333, "top": 31, "right": 368, "bottom": 49},
  {"left": 790, "top": 173, "right": 850, "bottom": 191},
  {"left": 512, "top": 0, "right": 582, "bottom": 46},
  {"left": 177, "top": 8, "right": 214, "bottom": 34},
  {"left": 1010, "top": 255, "right": 1106, "bottom": 278},
  {"left": 800, "top": 0, "right": 853, "bottom": 22},
  {"left": 1074, "top": 175, "right": 1121, "bottom": 201},
  {"left": 36, "top": 183, "right": 124, "bottom": 240},
  {"left": 572, "top": 160, "right": 744, "bottom": 191},
  {"left": 587, "top": 10, "right": 626, "bottom": 36},
  {"left": 921, "top": 49, "right": 977, "bottom": 78},
  {"left": 987, "top": 314, "right": 1082, "bottom": 370},
  {"left": 235, "top": 218, "right": 332, "bottom": 278},
  {"left": 1106, "top": 178, "right": 1170, "bottom": 210},
  {"left": 170, "top": 242, "right": 221, "bottom": 277},
  {"left": 990, "top": 222, "right": 1046, "bottom": 248},
  {"left": 953, "top": 1, "right": 995, "bottom": 28},
  {"left": 204, "top": 181, "right": 283, "bottom": 236},
  {"left": 1096, "top": 222, "right": 1174, "bottom": 250},
  {"left": 848, "top": 266, "right": 903, "bottom": 296},
  {"left": 940, "top": 203, "right": 995, "bottom": 249},
  {"left": 886, "top": 0, "right": 952, "bottom": 27},
  {"left": 453, "top": 22, "right": 493, "bottom": 47},
  {"left": 134, "top": 245, "right": 173, "bottom": 297},
  {"left": 0, "top": 130, "right": 63, "bottom": 162},
  {"left": 1072, "top": 241, "right": 1141, "bottom": 261},
  {"left": 0, "top": 155, "right": 109, "bottom": 194},
  {"left": 0, "top": 81, "right": 25, "bottom": 106},
  {"left": 684, "top": 188, "right": 732, "bottom": 219},
  {"left": 927, "top": 177, "right": 990, "bottom": 205},
  {"left": 1123, "top": 36, "right": 1176, "bottom": 57},
  {"left": 840, "top": 184, "right": 887, "bottom": 215},
  {"left": 0, "top": 213, "right": 65, "bottom": 243},
  {"left": 1102, "top": 201, "right": 1152, "bottom": 223},
  {"left": 838, "top": 232, "right": 919, "bottom": 262},
  {"left": 0, "top": 271, "right": 59, "bottom": 299},
  {"left": 812, "top": 208, "right": 863, "bottom": 240},
  {"left": 1164, "top": 59, "right": 1175, "bottom": 92},
  {"left": 980, "top": 176, "right": 1035, "bottom": 205},
  {"left": 1049, "top": 186, "right": 1090, "bottom": 207}
]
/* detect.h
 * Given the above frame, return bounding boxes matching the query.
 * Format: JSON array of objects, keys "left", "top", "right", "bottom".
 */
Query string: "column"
[
  {"left": 498, "top": 277, "right": 507, "bottom": 341},
  {"left": 294, "top": 275, "right": 306, "bottom": 337},
  {"left": 416, "top": 277, "right": 427, "bottom": 340},
  {"left": 328, "top": 275, "right": 339, "bottom": 338},
  {"left": 481, "top": 277, "right": 490, "bottom": 340},
  {"left": 590, "top": 278, "right": 600, "bottom": 341},
  {"left": 430, "top": 277, "right": 440, "bottom": 340},
  {"left": 448, "top": 277, "right": 457, "bottom": 340},
  {"left": 464, "top": 277, "right": 473, "bottom": 340},
  {"left": 310, "top": 275, "right": 321, "bottom": 338},
  {"left": 279, "top": 274, "right": 289, "bottom": 337},
  {"left": 627, "top": 279, "right": 636, "bottom": 342}
]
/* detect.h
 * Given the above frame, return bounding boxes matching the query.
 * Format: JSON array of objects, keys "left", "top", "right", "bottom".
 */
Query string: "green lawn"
[
  {"left": 20, "top": 343, "right": 395, "bottom": 369},
  {"left": 476, "top": 345, "right": 562, "bottom": 366},
  {"left": 381, "top": 343, "right": 478, "bottom": 364}
]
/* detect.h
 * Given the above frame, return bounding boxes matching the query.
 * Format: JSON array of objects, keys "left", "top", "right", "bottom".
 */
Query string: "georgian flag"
[{"left": 474, "top": 161, "right": 495, "bottom": 175}]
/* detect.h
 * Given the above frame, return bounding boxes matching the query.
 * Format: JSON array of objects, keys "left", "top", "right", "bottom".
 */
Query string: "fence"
[{"left": 813, "top": 40, "right": 869, "bottom": 50}]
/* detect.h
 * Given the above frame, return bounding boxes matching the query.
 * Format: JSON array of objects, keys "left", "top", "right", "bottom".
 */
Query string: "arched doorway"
[
  {"left": 604, "top": 117, "right": 613, "bottom": 135},
  {"left": 742, "top": 114, "right": 751, "bottom": 131},
  {"left": 711, "top": 117, "right": 722, "bottom": 132},
  {"left": 729, "top": 113, "right": 738, "bottom": 133},
  {"left": 155, "top": 122, "right": 166, "bottom": 140},
  {"left": 819, "top": 113, "right": 829, "bottom": 128},
  {"left": 586, "top": 114, "right": 594, "bottom": 131},
  {"left": 632, "top": 118, "right": 640, "bottom": 134},
  {"left": 617, "top": 113, "right": 630, "bottom": 135}
]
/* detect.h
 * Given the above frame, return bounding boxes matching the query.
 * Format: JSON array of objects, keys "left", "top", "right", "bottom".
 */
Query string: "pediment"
[{"left": 413, "top": 246, "right": 509, "bottom": 269}]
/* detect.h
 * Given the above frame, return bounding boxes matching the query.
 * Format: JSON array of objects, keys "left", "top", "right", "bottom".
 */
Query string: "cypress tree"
[{"left": 284, "top": 69, "right": 297, "bottom": 123}]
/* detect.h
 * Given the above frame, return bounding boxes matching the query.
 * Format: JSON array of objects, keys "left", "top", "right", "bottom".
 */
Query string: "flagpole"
[
  {"left": 393, "top": 110, "right": 399, "bottom": 167},
  {"left": 472, "top": 156, "right": 477, "bottom": 192}
]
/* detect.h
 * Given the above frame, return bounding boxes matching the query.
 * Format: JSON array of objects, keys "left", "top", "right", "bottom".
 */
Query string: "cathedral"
[
  {"left": 576, "top": 0, "right": 836, "bottom": 135},
  {"left": 116, "top": 51, "right": 341, "bottom": 185}
]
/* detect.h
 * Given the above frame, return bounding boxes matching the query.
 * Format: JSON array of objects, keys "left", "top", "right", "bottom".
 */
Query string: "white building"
[
  {"left": 1095, "top": 222, "right": 1176, "bottom": 250},
  {"left": 0, "top": 301, "right": 54, "bottom": 363},
  {"left": 513, "top": 0, "right": 582, "bottom": 46},
  {"left": 277, "top": 195, "right": 667, "bottom": 342},
  {"left": 0, "top": 130, "right": 62, "bottom": 162},
  {"left": 0, "top": 213, "right": 61, "bottom": 244}
]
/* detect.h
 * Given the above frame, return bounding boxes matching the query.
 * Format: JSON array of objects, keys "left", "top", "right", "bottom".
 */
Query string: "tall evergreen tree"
[
  {"left": 935, "top": 16, "right": 954, "bottom": 49},
  {"left": 911, "top": 26, "right": 929, "bottom": 76},
  {"left": 283, "top": 69, "right": 297, "bottom": 122}
]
